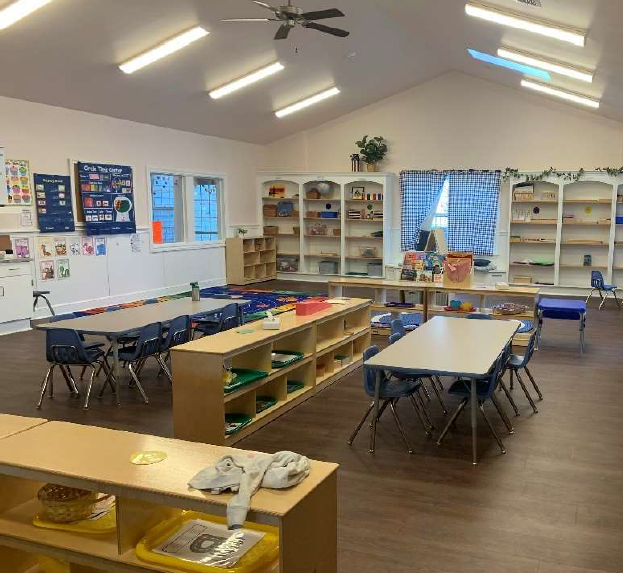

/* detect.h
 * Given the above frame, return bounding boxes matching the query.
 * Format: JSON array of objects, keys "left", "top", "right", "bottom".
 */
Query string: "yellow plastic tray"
[
  {"left": 136, "top": 511, "right": 279, "bottom": 573},
  {"left": 33, "top": 503, "right": 117, "bottom": 534}
]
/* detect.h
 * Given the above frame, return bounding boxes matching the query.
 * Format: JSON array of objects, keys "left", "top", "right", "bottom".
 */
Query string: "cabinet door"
[{"left": 0, "top": 274, "right": 33, "bottom": 322}]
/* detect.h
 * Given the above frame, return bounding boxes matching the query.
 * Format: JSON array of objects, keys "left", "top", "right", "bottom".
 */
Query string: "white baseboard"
[
  {"left": 31, "top": 277, "right": 227, "bottom": 321},
  {"left": 0, "top": 319, "right": 31, "bottom": 336}
]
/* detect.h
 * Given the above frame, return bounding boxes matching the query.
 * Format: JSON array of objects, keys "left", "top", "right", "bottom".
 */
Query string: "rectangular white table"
[
  {"left": 364, "top": 316, "right": 520, "bottom": 464},
  {"left": 37, "top": 297, "right": 250, "bottom": 404}
]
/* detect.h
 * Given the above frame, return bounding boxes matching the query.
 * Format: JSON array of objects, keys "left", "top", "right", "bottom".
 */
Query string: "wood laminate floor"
[{"left": 1, "top": 281, "right": 622, "bottom": 573}]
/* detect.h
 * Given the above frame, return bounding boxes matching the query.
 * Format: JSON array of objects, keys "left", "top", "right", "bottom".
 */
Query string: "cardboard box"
[{"left": 296, "top": 300, "right": 331, "bottom": 316}]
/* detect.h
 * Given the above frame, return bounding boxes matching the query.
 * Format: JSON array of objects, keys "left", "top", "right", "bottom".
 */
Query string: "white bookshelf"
[
  {"left": 507, "top": 172, "right": 623, "bottom": 291},
  {"left": 257, "top": 172, "right": 394, "bottom": 280}
]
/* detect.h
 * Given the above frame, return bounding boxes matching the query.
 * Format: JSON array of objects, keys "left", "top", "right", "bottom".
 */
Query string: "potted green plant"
[
  {"left": 355, "top": 135, "right": 388, "bottom": 172},
  {"left": 236, "top": 227, "right": 248, "bottom": 238}
]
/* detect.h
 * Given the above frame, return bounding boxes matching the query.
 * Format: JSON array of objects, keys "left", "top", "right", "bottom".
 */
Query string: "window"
[
  {"left": 431, "top": 177, "right": 449, "bottom": 237},
  {"left": 149, "top": 170, "right": 224, "bottom": 249}
]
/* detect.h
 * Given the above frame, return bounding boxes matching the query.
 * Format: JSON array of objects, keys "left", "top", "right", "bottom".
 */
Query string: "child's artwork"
[
  {"left": 54, "top": 237, "right": 67, "bottom": 257},
  {"left": 56, "top": 258, "right": 70, "bottom": 279},
  {"left": 5, "top": 159, "right": 32, "bottom": 205},
  {"left": 13, "top": 238, "right": 30, "bottom": 259},
  {"left": 95, "top": 237, "right": 107, "bottom": 256},
  {"left": 38, "top": 237, "right": 54, "bottom": 258},
  {"left": 81, "top": 236, "right": 94, "bottom": 256},
  {"left": 40, "top": 260, "right": 55, "bottom": 281},
  {"left": 69, "top": 239, "right": 81, "bottom": 256}
]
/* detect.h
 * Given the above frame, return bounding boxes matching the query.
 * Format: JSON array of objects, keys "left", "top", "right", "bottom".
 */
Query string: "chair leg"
[
  {"left": 348, "top": 401, "right": 375, "bottom": 446},
  {"left": 478, "top": 401, "right": 506, "bottom": 455},
  {"left": 48, "top": 364, "right": 55, "bottom": 397},
  {"left": 388, "top": 399, "right": 414, "bottom": 454},
  {"left": 515, "top": 370, "right": 538, "bottom": 414},
  {"left": 128, "top": 363, "right": 149, "bottom": 404},
  {"left": 420, "top": 382, "right": 432, "bottom": 402},
  {"left": 369, "top": 399, "right": 390, "bottom": 428},
  {"left": 36, "top": 365, "right": 54, "bottom": 409},
  {"left": 490, "top": 393, "right": 514, "bottom": 434},
  {"left": 415, "top": 389, "right": 435, "bottom": 430},
  {"left": 434, "top": 375, "right": 444, "bottom": 390},
  {"left": 585, "top": 287, "right": 595, "bottom": 304},
  {"left": 429, "top": 377, "right": 448, "bottom": 415},
  {"left": 613, "top": 289, "right": 622, "bottom": 308},
  {"left": 437, "top": 397, "right": 469, "bottom": 446},
  {"left": 523, "top": 366, "right": 543, "bottom": 400},
  {"left": 80, "top": 365, "right": 88, "bottom": 380},
  {"left": 509, "top": 368, "right": 514, "bottom": 390},
  {"left": 156, "top": 355, "right": 172, "bottom": 384},
  {"left": 599, "top": 289, "right": 606, "bottom": 310},
  {"left": 499, "top": 378, "right": 520, "bottom": 416},
  {"left": 409, "top": 395, "right": 432, "bottom": 436},
  {"left": 83, "top": 366, "right": 97, "bottom": 410},
  {"left": 58, "top": 364, "right": 79, "bottom": 395}
]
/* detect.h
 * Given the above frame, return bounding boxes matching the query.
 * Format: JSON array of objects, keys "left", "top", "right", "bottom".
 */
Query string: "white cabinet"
[{"left": 0, "top": 262, "right": 33, "bottom": 325}]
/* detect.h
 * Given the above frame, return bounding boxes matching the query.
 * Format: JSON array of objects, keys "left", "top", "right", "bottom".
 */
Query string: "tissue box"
[
  {"left": 263, "top": 317, "right": 281, "bottom": 330},
  {"left": 296, "top": 300, "right": 331, "bottom": 316}
]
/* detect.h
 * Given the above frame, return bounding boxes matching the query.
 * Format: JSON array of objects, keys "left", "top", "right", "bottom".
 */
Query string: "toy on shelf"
[{"left": 268, "top": 185, "right": 285, "bottom": 198}]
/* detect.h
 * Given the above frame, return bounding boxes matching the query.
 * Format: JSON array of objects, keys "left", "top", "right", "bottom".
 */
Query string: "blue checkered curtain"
[
  {"left": 400, "top": 171, "right": 447, "bottom": 250},
  {"left": 447, "top": 171, "right": 501, "bottom": 255}
]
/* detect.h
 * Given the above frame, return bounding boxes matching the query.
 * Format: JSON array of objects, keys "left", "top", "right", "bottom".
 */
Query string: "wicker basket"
[{"left": 38, "top": 484, "right": 109, "bottom": 524}]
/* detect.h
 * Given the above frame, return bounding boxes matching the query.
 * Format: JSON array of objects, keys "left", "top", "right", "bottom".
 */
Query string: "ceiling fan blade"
[
  {"left": 302, "top": 8, "right": 345, "bottom": 20},
  {"left": 303, "top": 22, "right": 350, "bottom": 37},
  {"left": 252, "top": 0, "right": 279, "bottom": 11},
  {"left": 274, "top": 24, "right": 292, "bottom": 40},
  {"left": 221, "top": 18, "right": 274, "bottom": 22}
]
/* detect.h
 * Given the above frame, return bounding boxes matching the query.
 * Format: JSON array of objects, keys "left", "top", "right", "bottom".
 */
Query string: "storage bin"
[
  {"left": 320, "top": 211, "right": 339, "bottom": 218},
  {"left": 332, "top": 228, "right": 341, "bottom": 236},
  {"left": 319, "top": 260, "right": 339, "bottom": 275},
  {"left": 276, "top": 257, "right": 299, "bottom": 272},
  {"left": 263, "top": 226, "right": 278, "bottom": 235},
  {"left": 307, "top": 211, "right": 319, "bottom": 218},
  {"left": 367, "top": 262, "right": 383, "bottom": 277},
  {"left": 358, "top": 246, "right": 378, "bottom": 258},
  {"left": 293, "top": 226, "right": 300, "bottom": 235},
  {"left": 309, "top": 224, "right": 327, "bottom": 236},
  {"left": 616, "top": 216, "right": 623, "bottom": 224},
  {"left": 306, "top": 189, "right": 321, "bottom": 199},
  {"left": 262, "top": 204, "right": 277, "bottom": 217}
]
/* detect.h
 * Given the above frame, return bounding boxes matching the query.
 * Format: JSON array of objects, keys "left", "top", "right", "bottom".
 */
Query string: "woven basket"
[{"left": 38, "top": 484, "right": 109, "bottom": 524}]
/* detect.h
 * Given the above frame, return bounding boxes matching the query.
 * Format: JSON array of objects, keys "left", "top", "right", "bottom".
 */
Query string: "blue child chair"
[{"left": 586, "top": 270, "right": 621, "bottom": 310}]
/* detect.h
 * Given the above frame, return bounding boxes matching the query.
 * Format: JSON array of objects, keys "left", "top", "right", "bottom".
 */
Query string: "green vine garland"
[{"left": 502, "top": 166, "right": 623, "bottom": 183}]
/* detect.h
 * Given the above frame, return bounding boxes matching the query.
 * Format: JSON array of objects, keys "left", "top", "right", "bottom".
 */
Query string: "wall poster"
[
  {"left": 78, "top": 162, "right": 136, "bottom": 236},
  {"left": 34, "top": 173, "right": 75, "bottom": 233},
  {"left": 5, "top": 159, "right": 32, "bottom": 205}
]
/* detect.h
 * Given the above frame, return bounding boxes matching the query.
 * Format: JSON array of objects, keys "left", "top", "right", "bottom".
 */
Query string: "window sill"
[{"left": 150, "top": 240, "right": 225, "bottom": 253}]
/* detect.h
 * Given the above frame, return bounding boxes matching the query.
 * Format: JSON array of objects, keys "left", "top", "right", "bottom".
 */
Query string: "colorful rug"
[{"left": 72, "top": 286, "right": 320, "bottom": 321}]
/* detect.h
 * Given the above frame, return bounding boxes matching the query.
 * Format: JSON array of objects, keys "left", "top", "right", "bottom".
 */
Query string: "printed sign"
[
  {"left": 34, "top": 174, "right": 75, "bottom": 233},
  {"left": 5, "top": 159, "right": 32, "bottom": 205},
  {"left": 78, "top": 162, "right": 136, "bottom": 236}
]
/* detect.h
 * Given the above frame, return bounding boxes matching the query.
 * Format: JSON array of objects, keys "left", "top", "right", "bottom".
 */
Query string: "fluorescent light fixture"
[
  {"left": 119, "top": 27, "right": 209, "bottom": 74},
  {"left": 521, "top": 79, "right": 599, "bottom": 108},
  {"left": 0, "top": 0, "right": 53, "bottom": 30},
  {"left": 468, "top": 48, "right": 550, "bottom": 80},
  {"left": 209, "top": 62, "right": 284, "bottom": 100},
  {"left": 275, "top": 87, "right": 340, "bottom": 118},
  {"left": 498, "top": 47, "right": 593, "bottom": 82},
  {"left": 465, "top": 2, "right": 586, "bottom": 47}
]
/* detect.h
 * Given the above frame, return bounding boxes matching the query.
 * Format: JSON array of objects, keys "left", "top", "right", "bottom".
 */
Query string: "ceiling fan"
[{"left": 222, "top": 0, "right": 350, "bottom": 40}]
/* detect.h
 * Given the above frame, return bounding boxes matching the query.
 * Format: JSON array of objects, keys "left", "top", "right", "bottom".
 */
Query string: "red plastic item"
[{"left": 296, "top": 300, "right": 331, "bottom": 316}]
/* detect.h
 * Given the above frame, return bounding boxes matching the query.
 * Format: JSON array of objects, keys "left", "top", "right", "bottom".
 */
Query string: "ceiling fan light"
[
  {"left": 275, "top": 87, "right": 340, "bottom": 118},
  {"left": 465, "top": 2, "right": 586, "bottom": 46},
  {"left": 209, "top": 62, "right": 285, "bottom": 99},
  {"left": 521, "top": 79, "right": 599, "bottom": 108},
  {"left": 498, "top": 47, "right": 593, "bottom": 82},
  {"left": 119, "top": 26, "right": 209, "bottom": 74},
  {"left": 0, "top": 0, "right": 54, "bottom": 30}
]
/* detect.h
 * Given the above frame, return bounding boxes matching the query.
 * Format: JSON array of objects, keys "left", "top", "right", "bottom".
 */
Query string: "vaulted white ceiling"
[{"left": 0, "top": 0, "right": 619, "bottom": 144}]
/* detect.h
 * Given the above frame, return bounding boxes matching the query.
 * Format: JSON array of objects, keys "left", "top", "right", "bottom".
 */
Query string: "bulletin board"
[
  {"left": 77, "top": 161, "right": 136, "bottom": 236},
  {"left": 34, "top": 173, "right": 75, "bottom": 233}
]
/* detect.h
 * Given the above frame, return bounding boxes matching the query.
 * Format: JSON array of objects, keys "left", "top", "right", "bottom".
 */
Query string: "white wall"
[
  {"left": 262, "top": 72, "right": 623, "bottom": 267},
  {"left": 0, "top": 95, "right": 264, "bottom": 317}
]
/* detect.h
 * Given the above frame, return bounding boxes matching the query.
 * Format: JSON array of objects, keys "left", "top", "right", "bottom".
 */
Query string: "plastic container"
[
  {"left": 368, "top": 262, "right": 383, "bottom": 277},
  {"left": 319, "top": 260, "right": 339, "bottom": 275},
  {"left": 320, "top": 211, "right": 339, "bottom": 218},
  {"left": 136, "top": 512, "right": 279, "bottom": 573},
  {"left": 616, "top": 216, "right": 623, "bottom": 224}
]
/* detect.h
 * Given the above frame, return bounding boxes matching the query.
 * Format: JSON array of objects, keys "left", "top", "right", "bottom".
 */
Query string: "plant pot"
[{"left": 366, "top": 163, "right": 377, "bottom": 172}]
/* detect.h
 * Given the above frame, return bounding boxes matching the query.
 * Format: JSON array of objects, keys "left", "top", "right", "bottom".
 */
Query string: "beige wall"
[
  {"left": 0, "top": 95, "right": 264, "bottom": 233},
  {"left": 262, "top": 72, "right": 623, "bottom": 172}
]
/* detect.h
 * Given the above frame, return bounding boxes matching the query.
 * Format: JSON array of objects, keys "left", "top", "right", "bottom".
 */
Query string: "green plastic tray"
[
  {"left": 225, "top": 413, "right": 253, "bottom": 436},
  {"left": 224, "top": 369, "right": 268, "bottom": 395},
  {"left": 271, "top": 351, "right": 303, "bottom": 369},
  {"left": 256, "top": 396, "right": 278, "bottom": 414},
  {"left": 287, "top": 381, "right": 305, "bottom": 394}
]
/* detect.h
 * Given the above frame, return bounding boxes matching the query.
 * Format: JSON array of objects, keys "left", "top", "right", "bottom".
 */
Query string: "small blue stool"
[{"left": 537, "top": 298, "right": 586, "bottom": 354}]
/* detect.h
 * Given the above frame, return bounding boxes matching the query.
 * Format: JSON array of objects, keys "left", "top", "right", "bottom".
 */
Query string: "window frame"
[{"left": 147, "top": 167, "right": 227, "bottom": 253}]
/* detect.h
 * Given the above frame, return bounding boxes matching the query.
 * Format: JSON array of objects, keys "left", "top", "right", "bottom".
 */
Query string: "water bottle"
[{"left": 191, "top": 282, "right": 200, "bottom": 302}]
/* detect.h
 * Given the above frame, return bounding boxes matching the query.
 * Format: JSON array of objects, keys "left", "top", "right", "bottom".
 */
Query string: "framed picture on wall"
[{"left": 350, "top": 187, "right": 365, "bottom": 200}]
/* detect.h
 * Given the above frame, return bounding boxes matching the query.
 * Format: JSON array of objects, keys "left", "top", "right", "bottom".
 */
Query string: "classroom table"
[
  {"left": 364, "top": 316, "right": 520, "bottom": 464},
  {"left": 36, "top": 297, "right": 250, "bottom": 404}
]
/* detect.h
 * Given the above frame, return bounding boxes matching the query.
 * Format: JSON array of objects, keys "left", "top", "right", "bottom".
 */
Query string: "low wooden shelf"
[
  {"left": 172, "top": 299, "right": 371, "bottom": 446},
  {"left": 0, "top": 422, "right": 338, "bottom": 573},
  {"left": 226, "top": 236, "right": 277, "bottom": 285}
]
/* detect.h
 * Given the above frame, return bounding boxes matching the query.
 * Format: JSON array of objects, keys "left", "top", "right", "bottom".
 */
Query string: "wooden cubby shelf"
[
  {"left": 226, "top": 237, "right": 277, "bottom": 285},
  {"left": 0, "top": 416, "right": 338, "bottom": 573},
  {"left": 172, "top": 299, "right": 371, "bottom": 446}
]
